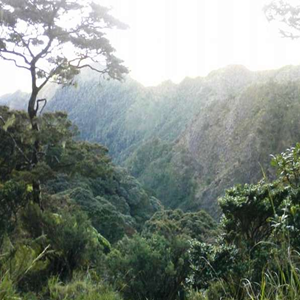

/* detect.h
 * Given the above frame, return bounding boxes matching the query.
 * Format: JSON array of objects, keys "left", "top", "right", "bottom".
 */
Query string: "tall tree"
[{"left": 0, "top": 0, "right": 128, "bottom": 204}]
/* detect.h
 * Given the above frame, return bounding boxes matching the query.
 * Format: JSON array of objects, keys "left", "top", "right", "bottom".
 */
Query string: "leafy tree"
[
  {"left": 219, "top": 144, "right": 300, "bottom": 251},
  {"left": 270, "top": 144, "right": 300, "bottom": 248},
  {"left": 20, "top": 203, "right": 107, "bottom": 282},
  {"left": 189, "top": 241, "right": 239, "bottom": 292},
  {"left": 105, "top": 210, "right": 218, "bottom": 300},
  {"left": 0, "top": 0, "right": 128, "bottom": 204},
  {"left": 143, "top": 209, "right": 218, "bottom": 243},
  {"left": 192, "top": 144, "right": 300, "bottom": 299},
  {"left": 264, "top": 0, "right": 300, "bottom": 39},
  {"left": 219, "top": 181, "right": 289, "bottom": 248},
  {"left": 271, "top": 143, "right": 300, "bottom": 188},
  {"left": 107, "top": 234, "right": 191, "bottom": 300},
  {"left": 0, "top": 0, "right": 128, "bottom": 119}
]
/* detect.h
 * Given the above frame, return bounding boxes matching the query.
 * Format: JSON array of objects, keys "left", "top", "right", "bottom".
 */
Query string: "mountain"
[
  {"left": 0, "top": 90, "right": 28, "bottom": 110},
  {"left": 2, "top": 65, "right": 300, "bottom": 217}
]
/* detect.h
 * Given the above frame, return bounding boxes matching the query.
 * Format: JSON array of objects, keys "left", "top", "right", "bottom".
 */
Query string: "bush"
[
  {"left": 107, "top": 233, "right": 191, "bottom": 300},
  {"left": 48, "top": 272, "right": 122, "bottom": 300}
]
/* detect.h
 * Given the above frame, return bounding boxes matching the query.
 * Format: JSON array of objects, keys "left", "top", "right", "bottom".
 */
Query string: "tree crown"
[{"left": 0, "top": 0, "right": 128, "bottom": 91}]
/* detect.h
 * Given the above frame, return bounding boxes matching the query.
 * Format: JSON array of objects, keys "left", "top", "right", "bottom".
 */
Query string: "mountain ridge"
[{"left": 2, "top": 64, "right": 300, "bottom": 217}]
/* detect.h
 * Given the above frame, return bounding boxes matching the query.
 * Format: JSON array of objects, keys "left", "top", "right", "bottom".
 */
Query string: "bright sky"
[{"left": 1, "top": 0, "right": 300, "bottom": 95}]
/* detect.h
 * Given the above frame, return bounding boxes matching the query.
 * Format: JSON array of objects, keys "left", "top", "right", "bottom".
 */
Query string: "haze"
[{"left": 1, "top": 0, "right": 300, "bottom": 95}]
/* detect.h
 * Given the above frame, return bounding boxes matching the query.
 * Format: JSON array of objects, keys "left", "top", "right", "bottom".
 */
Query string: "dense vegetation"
[
  {"left": 30, "top": 65, "right": 300, "bottom": 217},
  {"left": 0, "top": 105, "right": 299, "bottom": 300},
  {"left": 1, "top": 1, "right": 299, "bottom": 299}
]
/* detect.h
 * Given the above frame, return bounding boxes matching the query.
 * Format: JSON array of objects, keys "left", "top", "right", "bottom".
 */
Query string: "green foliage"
[
  {"left": 191, "top": 143, "right": 300, "bottom": 299},
  {"left": 0, "top": 180, "right": 29, "bottom": 241},
  {"left": 0, "top": 233, "right": 50, "bottom": 299},
  {"left": 0, "top": 106, "right": 165, "bottom": 299},
  {"left": 107, "top": 233, "right": 191, "bottom": 300},
  {"left": 219, "top": 181, "right": 289, "bottom": 247},
  {"left": 205, "top": 281, "right": 232, "bottom": 300},
  {"left": 185, "top": 289, "right": 206, "bottom": 300},
  {"left": 0, "top": 274, "right": 21, "bottom": 300},
  {"left": 271, "top": 143, "right": 300, "bottom": 188},
  {"left": 0, "top": 106, "right": 160, "bottom": 244},
  {"left": 189, "top": 241, "right": 239, "bottom": 291},
  {"left": 47, "top": 272, "right": 122, "bottom": 300},
  {"left": 126, "top": 139, "right": 198, "bottom": 211},
  {"left": 0, "top": 0, "right": 128, "bottom": 87},
  {"left": 143, "top": 209, "right": 218, "bottom": 242},
  {"left": 20, "top": 203, "right": 106, "bottom": 281},
  {"left": 105, "top": 209, "right": 217, "bottom": 300},
  {"left": 0, "top": 236, "right": 120, "bottom": 300},
  {"left": 43, "top": 66, "right": 300, "bottom": 217}
]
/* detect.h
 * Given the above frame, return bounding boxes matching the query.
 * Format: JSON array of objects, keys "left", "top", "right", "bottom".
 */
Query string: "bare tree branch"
[
  {"left": 70, "top": 63, "right": 106, "bottom": 74},
  {"left": 36, "top": 98, "right": 47, "bottom": 115},
  {"left": 0, "top": 53, "right": 31, "bottom": 70},
  {"left": 37, "top": 61, "right": 65, "bottom": 91},
  {"left": 12, "top": 27, "right": 34, "bottom": 58}
]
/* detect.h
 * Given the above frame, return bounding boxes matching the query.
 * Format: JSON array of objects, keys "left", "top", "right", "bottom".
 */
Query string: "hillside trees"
[
  {"left": 0, "top": 0, "right": 128, "bottom": 204},
  {"left": 106, "top": 209, "right": 218, "bottom": 300},
  {"left": 188, "top": 144, "right": 300, "bottom": 299},
  {"left": 0, "top": 106, "right": 164, "bottom": 298},
  {"left": 107, "top": 234, "right": 191, "bottom": 300},
  {"left": 0, "top": 106, "right": 160, "bottom": 240}
]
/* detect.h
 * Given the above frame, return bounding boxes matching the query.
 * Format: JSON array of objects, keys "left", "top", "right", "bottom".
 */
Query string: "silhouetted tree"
[{"left": 0, "top": 0, "right": 128, "bottom": 204}]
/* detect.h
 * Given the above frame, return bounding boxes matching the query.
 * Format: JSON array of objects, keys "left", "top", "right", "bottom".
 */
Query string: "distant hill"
[
  {"left": 0, "top": 90, "right": 28, "bottom": 110},
  {"left": 2, "top": 65, "right": 300, "bottom": 217}
]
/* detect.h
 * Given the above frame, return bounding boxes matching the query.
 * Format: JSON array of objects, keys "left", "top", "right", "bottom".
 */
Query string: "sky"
[{"left": 1, "top": 0, "right": 300, "bottom": 95}]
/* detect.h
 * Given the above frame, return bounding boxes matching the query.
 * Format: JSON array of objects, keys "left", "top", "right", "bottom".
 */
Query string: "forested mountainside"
[
  {"left": 3, "top": 65, "right": 300, "bottom": 216},
  {"left": 0, "top": 107, "right": 161, "bottom": 244},
  {"left": 0, "top": 106, "right": 219, "bottom": 300},
  {"left": 2, "top": 68, "right": 300, "bottom": 300}
]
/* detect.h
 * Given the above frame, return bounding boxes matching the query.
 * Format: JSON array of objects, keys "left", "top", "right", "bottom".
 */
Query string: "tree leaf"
[{"left": 2, "top": 114, "right": 16, "bottom": 132}]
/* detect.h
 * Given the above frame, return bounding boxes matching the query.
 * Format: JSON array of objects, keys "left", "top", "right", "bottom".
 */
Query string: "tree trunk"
[
  {"left": 28, "top": 89, "right": 38, "bottom": 128},
  {"left": 28, "top": 88, "right": 41, "bottom": 207}
]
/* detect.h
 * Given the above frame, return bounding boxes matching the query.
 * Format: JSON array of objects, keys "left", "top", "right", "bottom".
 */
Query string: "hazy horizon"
[{"left": 1, "top": 0, "right": 300, "bottom": 96}]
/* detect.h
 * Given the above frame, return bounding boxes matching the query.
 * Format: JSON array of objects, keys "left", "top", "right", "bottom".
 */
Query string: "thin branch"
[
  {"left": 36, "top": 65, "right": 50, "bottom": 77},
  {"left": 36, "top": 98, "right": 47, "bottom": 115},
  {"left": 0, "top": 49, "right": 31, "bottom": 65},
  {"left": 37, "top": 62, "right": 64, "bottom": 91},
  {"left": 17, "top": 244, "right": 51, "bottom": 283},
  {"left": 69, "top": 55, "right": 89, "bottom": 67},
  {"left": 0, "top": 53, "right": 31, "bottom": 70},
  {"left": 37, "top": 54, "right": 84, "bottom": 90},
  {"left": 12, "top": 27, "right": 34, "bottom": 58},
  {"left": 32, "top": 37, "right": 53, "bottom": 64},
  {"left": 70, "top": 63, "right": 106, "bottom": 73}
]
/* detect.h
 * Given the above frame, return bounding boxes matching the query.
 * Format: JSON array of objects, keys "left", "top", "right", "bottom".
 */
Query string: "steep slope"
[
  {"left": 2, "top": 65, "right": 300, "bottom": 217},
  {"left": 0, "top": 106, "right": 161, "bottom": 243},
  {"left": 175, "top": 81, "right": 300, "bottom": 215}
]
